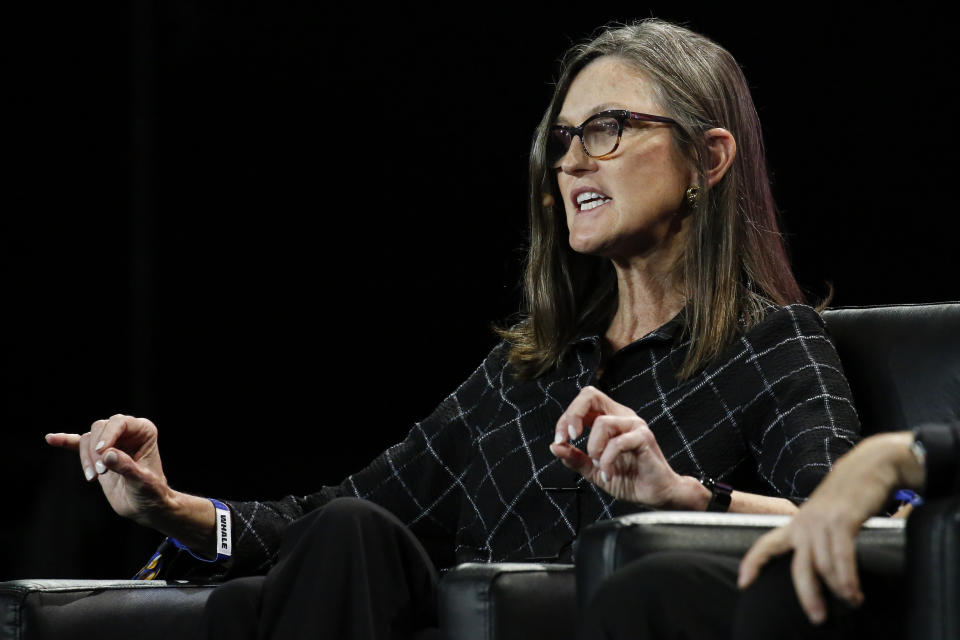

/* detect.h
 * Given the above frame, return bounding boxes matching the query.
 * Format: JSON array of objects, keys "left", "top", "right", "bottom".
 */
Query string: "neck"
[{"left": 605, "top": 251, "right": 686, "bottom": 353}]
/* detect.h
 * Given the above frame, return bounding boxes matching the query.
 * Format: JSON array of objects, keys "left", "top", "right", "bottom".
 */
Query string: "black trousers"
[
  {"left": 576, "top": 550, "right": 905, "bottom": 640},
  {"left": 203, "top": 498, "right": 440, "bottom": 640}
]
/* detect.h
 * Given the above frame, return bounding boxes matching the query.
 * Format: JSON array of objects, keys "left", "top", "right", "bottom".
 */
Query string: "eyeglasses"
[{"left": 547, "top": 109, "right": 678, "bottom": 167}]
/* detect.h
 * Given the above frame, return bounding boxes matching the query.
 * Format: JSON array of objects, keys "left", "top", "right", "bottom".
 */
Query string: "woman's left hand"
[{"left": 549, "top": 385, "right": 701, "bottom": 508}]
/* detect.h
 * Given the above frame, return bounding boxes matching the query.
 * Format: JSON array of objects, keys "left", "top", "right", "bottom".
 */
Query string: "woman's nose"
[{"left": 558, "top": 138, "right": 597, "bottom": 174}]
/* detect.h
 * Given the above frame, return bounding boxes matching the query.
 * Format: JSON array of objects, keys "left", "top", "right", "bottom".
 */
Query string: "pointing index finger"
[{"left": 45, "top": 433, "right": 83, "bottom": 450}]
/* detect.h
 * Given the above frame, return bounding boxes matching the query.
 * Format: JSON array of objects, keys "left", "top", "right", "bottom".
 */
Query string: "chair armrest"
[
  {"left": 0, "top": 579, "right": 216, "bottom": 640},
  {"left": 438, "top": 563, "right": 575, "bottom": 640},
  {"left": 907, "top": 495, "right": 960, "bottom": 640},
  {"left": 5, "top": 566, "right": 574, "bottom": 640},
  {"left": 575, "top": 511, "right": 905, "bottom": 611}
]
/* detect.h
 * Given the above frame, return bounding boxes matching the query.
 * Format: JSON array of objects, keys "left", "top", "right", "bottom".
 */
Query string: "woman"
[{"left": 46, "top": 19, "right": 859, "bottom": 639}]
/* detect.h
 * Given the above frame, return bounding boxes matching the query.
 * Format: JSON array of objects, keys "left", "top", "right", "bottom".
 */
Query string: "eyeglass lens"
[{"left": 548, "top": 116, "right": 621, "bottom": 166}]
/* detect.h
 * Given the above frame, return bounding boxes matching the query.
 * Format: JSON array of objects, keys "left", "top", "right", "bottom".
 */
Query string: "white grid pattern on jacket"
[{"left": 159, "top": 304, "right": 860, "bottom": 580}]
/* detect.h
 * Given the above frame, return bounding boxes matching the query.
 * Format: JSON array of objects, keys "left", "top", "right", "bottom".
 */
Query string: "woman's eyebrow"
[
  {"left": 555, "top": 103, "right": 627, "bottom": 126},
  {"left": 591, "top": 102, "right": 625, "bottom": 113}
]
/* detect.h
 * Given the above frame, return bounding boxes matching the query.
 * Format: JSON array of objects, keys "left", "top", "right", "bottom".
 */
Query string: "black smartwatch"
[{"left": 701, "top": 477, "right": 733, "bottom": 512}]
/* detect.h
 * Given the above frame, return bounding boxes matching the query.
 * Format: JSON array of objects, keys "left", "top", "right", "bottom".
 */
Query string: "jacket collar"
[{"left": 573, "top": 308, "right": 686, "bottom": 350}]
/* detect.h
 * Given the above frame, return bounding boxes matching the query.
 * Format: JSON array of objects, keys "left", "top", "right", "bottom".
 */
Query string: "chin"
[{"left": 567, "top": 234, "right": 613, "bottom": 258}]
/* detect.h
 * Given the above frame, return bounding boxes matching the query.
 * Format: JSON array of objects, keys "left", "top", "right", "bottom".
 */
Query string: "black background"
[{"left": 2, "top": 3, "right": 956, "bottom": 579}]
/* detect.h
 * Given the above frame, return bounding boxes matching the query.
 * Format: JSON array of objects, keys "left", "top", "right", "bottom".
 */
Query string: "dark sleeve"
[
  {"left": 914, "top": 422, "right": 960, "bottom": 499},
  {"left": 144, "top": 489, "right": 339, "bottom": 581},
  {"left": 151, "top": 348, "right": 498, "bottom": 581},
  {"left": 738, "top": 304, "right": 862, "bottom": 501},
  {"left": 220, "top": 392, "right": 474, "bottom": 578}
]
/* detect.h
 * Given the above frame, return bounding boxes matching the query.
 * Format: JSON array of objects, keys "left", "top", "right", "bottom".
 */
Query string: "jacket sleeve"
[
  {"left": 738, "top": 304, "right": 862, "bottom": 502},
  {"left": 148, "top": 346, "right": 504, "bottom": 581}
]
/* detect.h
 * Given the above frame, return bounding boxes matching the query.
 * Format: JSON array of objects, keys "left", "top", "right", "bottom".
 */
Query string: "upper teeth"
[{"left": 577, "top": 191, "right": 610, "bottom": 210}]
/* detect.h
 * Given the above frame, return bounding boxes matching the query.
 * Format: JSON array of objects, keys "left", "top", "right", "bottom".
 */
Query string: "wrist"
[
  {"left": 150, "top": 491, "right": 218, "bottom": 550},
  {"left": 169, "top": 498, "right": 232, "bottom": 562},
  {"left": 891, "top": 431, "right": 926, "bottom": 489},
  {"left": 870, "top": 432, "right": 921, "bottom": 485},
  {"left": 662, "top": 475, "right": 712, "bottom": 510},
  {"left": 845, "top": 432, "right": 922, "bottom": 498},
  {"left": 131, "top": 483, "right": 180, "bottom": 529}
]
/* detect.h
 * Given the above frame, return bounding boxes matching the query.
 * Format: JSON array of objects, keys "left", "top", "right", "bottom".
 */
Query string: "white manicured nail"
[
  {"left": 95, "top": 460, "right": 106, "bottom": 475},
  {"left": 600, "top": 470, "right": 609, "bottom": 483},
  {"left": 567, "top": 424, "right": 577, "bottom": 441},
  {"left": 94, "top": 440, "right": 106, "bottom": 452},
  {"left": 554, "top": 431, "right": 565, "bottom": 444},
  {"left": 592, "top": 458, "right": 599, "bottom": 467},
  {"left": 84, "top": 467, "right": 95, "bottom": 481}
]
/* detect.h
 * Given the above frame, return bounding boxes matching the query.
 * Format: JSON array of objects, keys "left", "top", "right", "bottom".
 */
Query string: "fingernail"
[
  {"left": 592, "top": 458, "right": 599, "bottom": 467},
  {"left": 95, "top": 460, "right": 106, "bottom": 475},
  {"left": 567, "top": 424, "right": 577, "bottom": 441},
  {"left": 600, "top": 470, "right": 609, "bottom": 483},
  {"left": 554, "top": 431, "right": 565, "bottom": 444},
  {"left": 94, "top": 440, "right": 106, "bottom": 452},
  {"left": 84, "top": 467, "right": 95, "bottom": 481}
]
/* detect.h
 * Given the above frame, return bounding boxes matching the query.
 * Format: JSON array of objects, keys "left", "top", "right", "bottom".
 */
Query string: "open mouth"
[{"left": 576, "top": 191, "right": 611, "bottom": 212}]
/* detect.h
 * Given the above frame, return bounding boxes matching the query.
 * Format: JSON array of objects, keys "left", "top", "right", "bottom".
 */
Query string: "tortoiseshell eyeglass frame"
[{"left": 548, "top": 109, "right": 679, "bottom": 167}]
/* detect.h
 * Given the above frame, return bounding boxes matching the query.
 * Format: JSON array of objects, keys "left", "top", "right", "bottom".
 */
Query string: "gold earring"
[{"left": 685, "top": 186, "right": 700, "bottom": 209}]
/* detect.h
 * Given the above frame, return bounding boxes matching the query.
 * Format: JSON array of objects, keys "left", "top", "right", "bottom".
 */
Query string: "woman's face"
[{"left": 555, "top": 56, "right": 695, "bottom": 262}]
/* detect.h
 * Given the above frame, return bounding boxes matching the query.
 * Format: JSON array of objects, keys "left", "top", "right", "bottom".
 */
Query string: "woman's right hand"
[{"left": 46, "top": 414, "right": 173, "bottom": 526}]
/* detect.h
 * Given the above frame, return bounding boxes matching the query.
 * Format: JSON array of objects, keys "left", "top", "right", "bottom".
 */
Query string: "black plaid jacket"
[{"left": 157, "top": 304, "right": 860, "bottom": 579}]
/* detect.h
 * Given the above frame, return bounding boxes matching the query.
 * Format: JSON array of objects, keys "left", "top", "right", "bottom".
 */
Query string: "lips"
[{"left": 573, "top": 189, "right": 612, "bottom": 212}]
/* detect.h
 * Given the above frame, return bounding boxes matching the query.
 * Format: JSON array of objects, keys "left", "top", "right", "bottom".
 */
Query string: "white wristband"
[
  {"left": 170, "top": 498, "right": 232, "bottom": 562},
  {"left": 212, "top": 498, "right": 232, "bottom": 560}
]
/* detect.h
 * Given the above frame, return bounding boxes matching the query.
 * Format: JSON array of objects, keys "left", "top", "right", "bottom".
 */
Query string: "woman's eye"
[{"left": 587, "top": 119, "right": 619, "bottom": 135}]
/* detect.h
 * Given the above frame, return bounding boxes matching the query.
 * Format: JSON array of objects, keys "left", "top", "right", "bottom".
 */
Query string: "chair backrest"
[{"left": 823, "top": 302, "right": 960, "bottom": 437}]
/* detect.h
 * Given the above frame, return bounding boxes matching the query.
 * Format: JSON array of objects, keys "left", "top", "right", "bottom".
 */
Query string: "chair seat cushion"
[
  {"left": 438, "top": 563, "right": 575, "bottom": 640},
  {"left": 0, "top": 580, "right": 215, "bottom": 640}
]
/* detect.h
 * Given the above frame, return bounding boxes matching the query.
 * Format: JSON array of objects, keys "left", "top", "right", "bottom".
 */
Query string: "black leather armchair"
[
  {"left": 573, "top": 302, "right": 960, "bottom": 639},
  {"left": 0, "top": 580, "right": 210, "bottom": 639},
  {"left": 3, "top": 303, "right": 958, "bottom": 640}
]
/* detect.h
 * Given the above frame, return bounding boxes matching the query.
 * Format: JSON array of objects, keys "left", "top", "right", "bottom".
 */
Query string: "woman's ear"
[{"left": 703, "top": 128, "right": 736, "bottom": 188}]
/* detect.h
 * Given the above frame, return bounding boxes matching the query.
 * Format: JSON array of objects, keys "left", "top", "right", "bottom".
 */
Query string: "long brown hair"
[{"left": 499, "top": 19, "right": 805, "bottom": 380}]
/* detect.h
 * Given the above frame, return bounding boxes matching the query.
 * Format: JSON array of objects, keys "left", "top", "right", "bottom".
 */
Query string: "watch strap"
[{"left": 701, "top": 477, "right": 733, "bottom": 512}]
